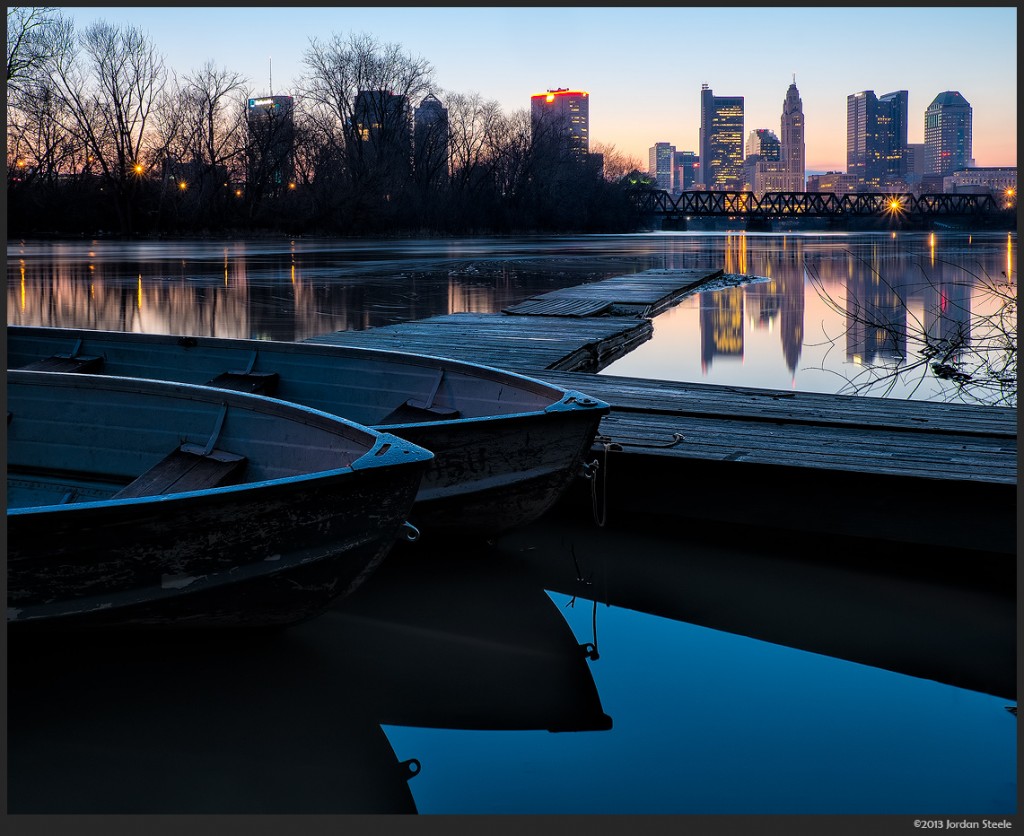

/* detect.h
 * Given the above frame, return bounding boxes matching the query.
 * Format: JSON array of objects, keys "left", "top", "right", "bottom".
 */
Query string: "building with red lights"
[{"left": 530, "top": 88, "right": 590, "bottom": 159}]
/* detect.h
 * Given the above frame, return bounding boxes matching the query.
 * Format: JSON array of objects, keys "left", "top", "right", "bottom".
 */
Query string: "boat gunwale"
[
  {"left": 9, "top": 325, "right": 576, "bottom": 403},
  {"left": 7, "top": 370, "right": 433, "bottom": 515}
]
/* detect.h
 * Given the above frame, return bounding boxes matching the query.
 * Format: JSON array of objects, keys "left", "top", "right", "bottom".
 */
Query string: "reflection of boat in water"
[
  {"left": 496, "top": 513, "right": 1016, "bottom": 701},
  {"left": 7, "top": 539, "right": 611, "bottom": 813},
  {"left": 6, "top": 370, "right": 431, "bottom": 632},
  {"left": 7, "top": 326, "right": 609, "bottom": 535},
  {"left": 291, "top": 538, "right": 613, "bottom": 733},
  {"left": 7, "top": 632, "right": 422, "bottom": 813}
]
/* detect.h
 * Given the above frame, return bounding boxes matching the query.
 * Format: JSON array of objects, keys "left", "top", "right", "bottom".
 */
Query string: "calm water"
[
  {"left": 7, "top": 231, "right": 1017, "bottom": 405},
  {"left": 5, "top": 233, "right": 1018, "bottom": 820}
]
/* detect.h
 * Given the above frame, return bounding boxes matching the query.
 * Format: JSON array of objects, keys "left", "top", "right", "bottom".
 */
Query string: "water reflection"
[
  {"left": 605, "top": 232, "right": 1015, "bottom": 404},
  {"left": 7, "top": 538, "right": 610, "bottom": 813},
  {"left": 7, "top": 232, "right": 1015, "bottom": 403}
]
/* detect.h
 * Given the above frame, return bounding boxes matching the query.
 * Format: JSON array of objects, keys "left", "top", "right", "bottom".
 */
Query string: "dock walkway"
[{"left": 306, "top": 267, "right": 1017, "bottom": 553}]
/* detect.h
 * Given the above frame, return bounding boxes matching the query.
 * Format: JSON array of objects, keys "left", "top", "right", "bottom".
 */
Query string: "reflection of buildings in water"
[
  {"left": 745, "top": 272, "right": 806, "bottom": 377},
  {"left": 700, "top": 286, "right": 744, "bottom": 372},
  {"left": 723, "top": 232, "right": 748, "bottom": 276},
  {"left": 845, "top": 270, "right": 907, "bottom": 363},
  {"left": 447, "top": 277, "right": 499, "bottom": 315},
  {"left": 779, "top": 268, "right": 805, "bottom": 375},
  {"left": 921, "top": 266, "right": 972, "bottom": 359}
]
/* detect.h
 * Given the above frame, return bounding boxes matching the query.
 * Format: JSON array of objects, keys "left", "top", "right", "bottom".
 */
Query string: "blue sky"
[{"left": 60, "top": 6, "right": 1017, "bottom": 171}]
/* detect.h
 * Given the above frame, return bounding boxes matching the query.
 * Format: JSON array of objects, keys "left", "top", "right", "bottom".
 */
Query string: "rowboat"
[
  {"left": 6, "top": 369, "right": 433, "bottom": 631},
  {"left": 8, "top": 326, "right": 610, "bottom": 534}
]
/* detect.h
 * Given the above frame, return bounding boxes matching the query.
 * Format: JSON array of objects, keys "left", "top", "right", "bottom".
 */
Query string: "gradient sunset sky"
[{"left": 60, "top": 5, "right": 1017, "bottom": 172}]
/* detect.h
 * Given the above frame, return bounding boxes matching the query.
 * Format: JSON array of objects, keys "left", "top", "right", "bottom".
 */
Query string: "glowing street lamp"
[{"left": 133, "top": 163, "right": 144, "bottom": 175}]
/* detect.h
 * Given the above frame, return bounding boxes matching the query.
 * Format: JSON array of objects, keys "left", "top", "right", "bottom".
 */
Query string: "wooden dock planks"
[{"left": 303, "top": 265, "right": 1016, "bottom": 550}]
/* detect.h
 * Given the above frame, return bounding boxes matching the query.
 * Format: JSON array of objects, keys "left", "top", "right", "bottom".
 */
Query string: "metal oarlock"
[{"left": 402, "top": 521, "right": 421, "bottom": 542}]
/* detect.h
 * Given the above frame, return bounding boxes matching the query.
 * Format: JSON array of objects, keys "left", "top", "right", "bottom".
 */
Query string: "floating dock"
[{"left": 306, "top": 268, "right": 1017, "bottom": 554}]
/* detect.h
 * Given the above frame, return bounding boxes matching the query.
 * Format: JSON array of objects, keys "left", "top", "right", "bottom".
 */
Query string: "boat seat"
[
  {"left": 206, "top": 371, "right": 280, "bottom": 395},
  {"left": 378, "top": 400, "right": 461, "bottom": 424},
  {"left": 21, "top": 354, "right": 105, "bottom": 373},
  {"left": 113, "top": 446, "right": 247, "bottom": 499}
]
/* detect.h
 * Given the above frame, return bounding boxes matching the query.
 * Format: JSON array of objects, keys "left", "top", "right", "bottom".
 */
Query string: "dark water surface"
[{"left": 5, "top": 233, "right": 1017, "bottom": 820}]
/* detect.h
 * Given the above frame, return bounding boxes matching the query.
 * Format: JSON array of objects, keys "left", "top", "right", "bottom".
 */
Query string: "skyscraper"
[
  {"left": 674, "top": 150, "right": 699, "bottom": 191},
  {"left": 847, "top": 89, "right": 908, "bottom": 190},
  {"left": 648, "top": 142, "right": 676, "bottom": 191},
  {"left": 878, "top": 90, "right": 909, "bottom": 182},
  {"left": 924, "top": 91, "right": 973, "bottom": 176},
  {"left": 351, "top": 89, "right": 412, "bottom": 177},
  {"left": 530, "top": 88, "right": 590, "bottom": 159},
  {"left": 414, "top": 93, "right": 449, "bottom": 183},
  {"left": 780, "top": 79, "right": 805, "bottom": 192},
  {"left": 699, "top": 84, "right": 744, "bottom": 190},
  {"left": 246, "top": 95, "right": 295, "bottom": 190},
  {"left": 743, "top": 128, "right": 786, "bottom": 195}
]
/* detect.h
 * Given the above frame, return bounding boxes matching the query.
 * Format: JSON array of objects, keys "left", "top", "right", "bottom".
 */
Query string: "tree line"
[{"left": 6, "top": 8, "right": 648, "bottom": 238}]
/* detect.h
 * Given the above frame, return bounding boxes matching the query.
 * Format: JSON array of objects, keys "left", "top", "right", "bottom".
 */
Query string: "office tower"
[
  {"left": 746, "top": 129, "right": 781, "bottom": 160},
  {"left": 744, "top": 129, "right": 786, "bottom": 195},
  {"left": 530, "top": 88, "right": 590, "bottom": 159},
  {"left": 414, "top": 93, "right": 449, "bottom": 183},
  {"left": 352, "top": 89, "right": 412, "bottom": 173},
  {"left": 780, "top": 79, "right": 805, "bottom": 191},
  {"left": 675, "top": 150, "right": 698, "bottom": 191},
  {"left": 878, "top": 90, "right": 909, "bottom": 182},
  {"left": 246, "top": 94, "right": 295, "bottom": 189},
  {"left": 649, "top": 142, "right": 676, "bottom": 191},
  {"left": 847, "top": 89, "right": 908, "bottom": 190},
  {"left": 699, "top": 84, "right": 744, "bottom": 190},
  {"left": 924, "top": 91, "right": 973, "bottom": 176}
]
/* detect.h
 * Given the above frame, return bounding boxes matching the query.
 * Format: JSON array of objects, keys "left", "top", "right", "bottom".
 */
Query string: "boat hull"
[
  {"left": 7, "top": 371, "right": 431, "bottom": 631},
  {"left": 8, "top": 326, "right": 610, "bottom": 534}
]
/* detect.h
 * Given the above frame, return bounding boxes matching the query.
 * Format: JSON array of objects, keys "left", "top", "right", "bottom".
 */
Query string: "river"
[{"left": 5, "top": 232, "right": 1017, "bottom": 822}]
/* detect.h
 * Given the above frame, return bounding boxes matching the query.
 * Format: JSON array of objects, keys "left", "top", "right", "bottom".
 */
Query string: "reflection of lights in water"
[
  {"left": 137, "top": 276, "right": 143, "bottom": 309},
  {"left": 21, "top": 267, "right": 26, "bottom": 311},
  {"left": 1008, "top": 234, "right": 1014, "bottom": 280}
]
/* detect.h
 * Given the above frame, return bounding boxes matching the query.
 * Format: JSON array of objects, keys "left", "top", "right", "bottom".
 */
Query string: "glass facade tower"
[
  {"left": 699, "top": 84, "right": 744, "bottom": 191},
  {"left": 924, "top": 91, "right": 973, "bottom": 176}
]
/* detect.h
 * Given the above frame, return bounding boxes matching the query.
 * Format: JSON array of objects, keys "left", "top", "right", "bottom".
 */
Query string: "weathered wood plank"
[{"left": 302, "top": 267, "right": 1016, "bottom": 497}]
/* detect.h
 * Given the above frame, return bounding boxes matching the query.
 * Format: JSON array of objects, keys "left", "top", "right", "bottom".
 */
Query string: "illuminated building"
[
  {"left": 246, "top": 95, "right": 294, "bottom": 189},
  {"left": 780, "top": 79, "right": 805, "bottom": 192},
  {"left": 943, "top": 166, "right": 1016, "bottom": 196},
  {"left": 743, "top": 129, "right": 785, "bottom": 195},
  {"left": 925, "top": 91, "right": 973, "bottom": 177},
  {"left": 674, "top": 151, "right": 699, "bottom": 192},
  {"left": 530, "top": 88, "right": 590, "bottom": 159},
  {"left": 805, "top": 171, "right": 858, "bottom": 193},
  {"left": 699, "top": 84, "right": 744, "bottom": 191},
  {"left": 648, "top": 142, "right": 676, "bottom": 191},
  {"left": 847, "top": 89, "right": 908, "bottom": 191}
]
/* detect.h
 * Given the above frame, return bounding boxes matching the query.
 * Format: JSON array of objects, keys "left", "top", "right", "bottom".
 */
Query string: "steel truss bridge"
[{"left": 628, "top": 189, "right": 1004, "bottom": 223}]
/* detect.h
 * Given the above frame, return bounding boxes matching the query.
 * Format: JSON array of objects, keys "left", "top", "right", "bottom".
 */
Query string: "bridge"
[{"left": 627, "top": 189, "right": 1010, "bottom": 229}]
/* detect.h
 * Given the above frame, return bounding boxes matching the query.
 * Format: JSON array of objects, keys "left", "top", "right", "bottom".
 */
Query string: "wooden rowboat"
[
  {"left": 8, "top": 326, "right": 610, "bottom": 534},
  {"left": 6, "top": 369, "right": 433, "bottom": 631}
]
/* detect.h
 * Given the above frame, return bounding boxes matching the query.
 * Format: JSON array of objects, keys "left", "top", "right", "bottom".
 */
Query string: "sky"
[{"left": 58, "top": 5, "right": 1018, "bottom": 172}]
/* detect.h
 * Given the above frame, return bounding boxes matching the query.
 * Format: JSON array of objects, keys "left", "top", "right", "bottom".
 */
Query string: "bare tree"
[
  {"left": 6, "top": 6, "right": 61, "bottom": 93},
  {"left": 591, "top": 141, "right": 644, "bottom": 182},
  {"left": 299, "top": 31, "right": 434, "bottom": 193},
  {"left": 45, "top": 19, "right": 167, "bottom": 233},
  {"left": 152, "top": 61, "right": 248, "bottom": 225}
]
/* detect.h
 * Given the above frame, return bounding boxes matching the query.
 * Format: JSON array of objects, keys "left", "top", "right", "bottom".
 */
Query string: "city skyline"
[{"left": 49, "top": 6, "right": 1019, "bottom": 172}]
